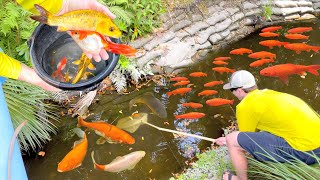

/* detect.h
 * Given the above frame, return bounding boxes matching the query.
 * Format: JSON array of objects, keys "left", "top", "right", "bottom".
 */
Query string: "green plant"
[{"left": 261, "top": 0, "right": 273, "bottom": 21}]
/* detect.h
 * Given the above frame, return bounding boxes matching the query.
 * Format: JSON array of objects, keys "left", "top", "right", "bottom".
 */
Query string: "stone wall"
[{"left": 129, "top": 0, "right": 320, "bottom": 74}]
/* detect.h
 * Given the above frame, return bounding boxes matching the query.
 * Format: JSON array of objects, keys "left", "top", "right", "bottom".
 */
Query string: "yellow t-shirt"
[{"left": 237, "top": 89, "right": 320, "bottom": 151}]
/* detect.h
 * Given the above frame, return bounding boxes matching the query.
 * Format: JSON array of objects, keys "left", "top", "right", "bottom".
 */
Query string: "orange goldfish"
[
  {"left": 182, "top": 102, "right": 203, "bottom": 109},
  {"left": 204, "top": 80, "right": 224, "bottom": 87},
  {"left": 70, "top": 30, "right": 136, "bottom": 57},
  {"left": 259, "top": 40, "right": 289, "bottom": 49},
  {"left": 175, "top": 112, "right": 205, "bottom": 119},
  {"left": 57, "top": 128, "right": 88, "bottom": 172},
  {"left": 261, "top": 26, "right": 282, "bottom": 32},
  {"left": 213, "top": 61, "right": 228, "bottom": 65},
  {"left": 287, "top": 27, "right": 312, "bottom": 34},
  {"left": 78, "top": 117, "right": 135, "bottom": 144},
  {"left": 259, "top": 32, "right": 280, "bottom": 37},
  {"left": 173, "top": 80, "right": 190, "bottom": 86},
  {"left": 250, "top": 59, "right": 275, "bottom": 67},
  {"left": 260, "top": 63, "right": 320, "bottom": 84},
  {"left": 189, "top": 72, "right": 207, "bottom": 77},
  {"left": 248, "top": 51, "right": 276, "bottom": 59},
  {"left": 283, "top": 43, "right": 320, "bottom": 54},
  {"left": 51, "top": 57, "right": 67, "bottom": 81},
  {"left": 285, "top": 34, "right": 309, "bottom": 40},
  {"left": 170, "top": 77, "right": 189, "bottom": 81},
  {"left": 206, "top": 98, "right": 234, "bottom": 106},
  {"left": 198, "top": 90, "right": 218, "bottom": 96},
  {"left": 31, "top": 4, "right": 121, "bottom": 38},
  {"left": 214, "top": 57, "right": 231, "bottom": 61},
  {"left": 212, "top": 67, "right": 236, "bottom": 74},
  {"left": 230, "top": 48, "right": 253, "bottom": 55},
  {"left": 167, "top": 88, "right": 192, "bottom": 97}
]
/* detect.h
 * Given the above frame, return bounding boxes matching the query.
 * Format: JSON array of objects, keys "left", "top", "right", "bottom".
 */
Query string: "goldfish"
[
  {"left": 72, "top": 53, "right": 96, "bottom": 84},
  {"left": 170, "top": 77, "right": 189, "bottom": 81},
  {"left": 260, "top": 63, "right": 320, "bottom": 84},
  {"left": 259, "top": 40, "right": 289, "bottom": 49},
  {"left": 261, "top": 26, "right": 282, "bottom": 32},
  {"left": 214, "top": 57, "right": 231, "bottom": 61},
  {"left": 248, "top": 51, "right": 276, "bottom": 59},
  {"left": 173, "top": 80, "right": 190, "bottom": 86},
  {"left": 287, "top": 27, "right": 312, "bottom": 34},
  {"left": 204, "top": 80, "right": 224, "bottom": 87},
  {"left": 212, "top": 67, "right": 235, "bottom": 74},
  {"left": 259, "top": 32, "right": 280, "bottom": 37},
  {"left": 189, "top": 72, "right": 207, "bottom": 77},
  {"left": 167, "top": 88, "right": 192, "bottom": 97},
  {"left": 51, "top": 57, "right": 67, "bottom": 81},
  {"left": 70, "top": 30, "right": 136, "bottom": 57},
  {"left": 57, "top": 128, "right": 88, "bottom": 172},
  {"left": 116, "top": 113, "right": 148, "bottom": 133},
  {"left": 182, "top": 102, "right": 203, "bottom": 109},
  {"left": 91, "top": 151, "right": 145, "bottom": 172},
  {"left": 285, "top": 33, "right": 309, "bottom": 40},
  {"left": 206, "top": 98, "right": 234, "bottom": 106},
  {"left": 175, "top": 112, "right": 205, "bottom": 119},
  {"left": 198, "top": 90, "right": 218, "bottom": 96},
  {"left": 230, "top": 48, "right": 253, "bottom": 55},
  {"left": 78, "top": 117, "right": 135, "bottom": 144},
  {"left": 213, "top": 61, "right": 228, "bottom": 65},
  {"left": 31, "top": 4, "right": 121, "bottom": 38},
  {"left": 64, "top": 70, "right": 72, "bottom": 82},
  {"left": 250, "top": 59, "right": 275, "bottom": 67},
  {"left": 283, "top": 43, "right": 320, "bottom": 54}
]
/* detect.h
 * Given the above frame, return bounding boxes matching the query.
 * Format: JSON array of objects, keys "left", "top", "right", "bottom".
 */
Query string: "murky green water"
[{"left": 24, "top": 19, "right": 320, "bottom": 179}]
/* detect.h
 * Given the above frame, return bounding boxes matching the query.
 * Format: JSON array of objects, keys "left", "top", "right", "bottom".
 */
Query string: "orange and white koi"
[
  {"left": 51, "top": 57, "right": 67, "bottom": 81},
  {"left": 285, "top": 33, "right": 309, "bottom": 40},
  {"left": 198, "top": 90, "right": 218, "bottom": 96},
  {"left": 261, "top": 26, "right": 282, "bottom": 32},
  {"left": 175, "top": 112, "right": 205, "bottom": 119},
  {"left": 204, "top": 80, "right": 224, "bottom": 87},
  {"left": 259, "top": 40, "right": 289, "bottom": 49},
  {"left": 250, "top": 59, "right": 274, "bottom": 67},
  {"left": 189, "top": 72, "right": 207, "bottom": 77},
  {"left": 182, "top": 102, "right": 203, "bottom": 109},
  {"left": 212, "top": 67, "right": 235, "bottom": 74},
  {"left": 213, "top": 60, "right": 228, "bottom": 65},
  {"left": 206, "top": 98, "right": 234, "bottom": 106},
  {"left": 259, "top": 32, "right": 280, "bottom": 37},
  {"left": 230, "top": 48, "right": 253, "bottom": 55},
  {"left": 214, "top": 57, "right": 231, "bottom": 61},
  {"left": 287, "top": 27, "right": 312, "bottom": 34},
  {"left": 173, "top": 80, "right": 190, "bottom": 86},
  {"left": 248, "top": 51, "right": 276, "bottom": 59},
  {"left": 167, "top": 88, "right": 192, "bottom": 97}
]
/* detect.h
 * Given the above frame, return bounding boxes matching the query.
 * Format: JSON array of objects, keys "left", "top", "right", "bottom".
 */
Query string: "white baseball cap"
[{"left": 223, "top": 70, "right": 256, "bottom": 90}]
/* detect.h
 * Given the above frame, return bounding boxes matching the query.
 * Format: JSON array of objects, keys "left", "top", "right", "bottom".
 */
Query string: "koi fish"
[
  {"left": 283, "top": 43, "right": 320, "bottom": 54},
  {"left": 173, "top": 80, "right": 190, "bottom": 86},
  {"left": 259, "top": 40, "right": 289, "bottom": 49},
  {"left": 259, "top": 32, "right": 280, "bottom": 37},
  {"left": 260, "top": 63, "right": 320, "bottom": 84},
  {"left": 206, "top": 98, "right": 234, "bottom": 106},
  {"left": 51, "top": 57, "right": 67, "bottom": 81},
  {"left": 175, "top": 112, "right": 205, "bottom": 119},
  {"left": 182, "top": 102, "right": 203, "bottom": 109},
  {"left": 91, "top": 151, "right": 145, "bottom": 172},
  {"left": 31, "top": 4, "right": 121, "bottom": 38},
  {"left": 214, "top": 57, "right": 231, "bottom": 61},
  {"left": 57, "top": 128, "right": 88, "bottom": 172},
  {"left": 198, "top": 90, "right": 218, "bottom": 96},
  {"left": 64, "top": 70, "right": 72, "bottom": 82},
  {"left": 261, "top": 26, "right": 282, "bottom": 32},
  {"left": 285, "top": 34, "right": 309, "bottom": 40},
  {"left": 167, "top": 88, "right": 192, "bottom": 97},
  {"left": 204, "top": 80, "right": 224, "bottom": 87},
  {"left": 287, "top": 27, "right": 312, "bottom": 34},
  {"left": 248, "top": 51, "right": 276, "bottom": 59},
  {"left": 230, "top": 48, "right": 253, "bottom": 55},
  {"left": 213, "top": 61, "right": 228, "bottom": 65},
  {"left": 72, "top": 53, "right": 96, "bottom": 84},
  {"left": 189, "top": 72, "right": 207, "bottom": 77},
  {"left": 78, "top": 117, "right": 135, "bottom": 144},
  {"left": 70, "top": 30, "right": 136, "bottom": 57},
  {"left": 250, "top": 59, "right": 275, "bottom": 67},
  {"left": 212, "top": 67, "right": 236, "bottom": 74},
  {"left": 170, "top": 77, "right": 189, "bottom": 82}
]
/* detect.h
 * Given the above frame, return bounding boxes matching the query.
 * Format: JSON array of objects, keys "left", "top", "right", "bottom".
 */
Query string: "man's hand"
[
  {"left": 56, "top": 0, "right": 116, "bottom": 62},
  {"left": 215, "top": 137, "right": 227, "bottom": 146}
]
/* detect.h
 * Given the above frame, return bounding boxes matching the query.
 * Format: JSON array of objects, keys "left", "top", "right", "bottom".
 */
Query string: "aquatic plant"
[{"left": 261, "top": 0, "right": 273, "bottom": 21}]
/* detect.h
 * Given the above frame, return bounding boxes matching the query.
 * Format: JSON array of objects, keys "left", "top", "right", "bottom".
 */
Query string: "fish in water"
[
  {"left": 261, "top": 26, "right": 282, "bottom": 32},
  {"left": 259, "top": 32, "right": 280, "bottom": 37},
  {"left": 285, "top": 33, "right": 309, "bottom": 40},
  {"left": 213, "top": 61, "right": 228, "bottom": 65},
  {"left": 283, "top": 43, "right": 320, "bottom": 54},
  {"left": 212, "top": 67, "right": 235, "bottom": 74},
  {"left": 250, "top": 59, "right": 275, "bottom": 67},
  {"left": 229, "top": 48, "right": 253, "bottom": 55},
  {"left": 116, "top": 113, "right": 148, "bottom": 133},
  {"left": 70, "top": 30, "right": 136, "bottom": 57},
  {"left": 91, "top": 151, "right": 145, "bottom": 172},
  {"left": 51, "top": 57, "right": 67, "bottom": 82},
  {"left": 189, "top": 72, "right": 207, "bottom": 77},
  {"left": 248, "top": 51, "right": 276, "bottom": 59},
  {"left": 214, "top": 57, "right": 231, "bottom": 61},
  {"left": 72, "top": 53, "right": 96, "bottom": 84},
  {"left": 198, "top": 90, "right": 218, "bottom": 96},
  {"left": 175, "top": 112, "right": 205, "bottom": 119},
  {"left": 204, "top": 80, "right": 224, "bottom": 87},
  {"left": 206, "top": 98, "right": 234, "bottom": 106},
  {"left": 57, "top": 128, "right": 88, "bottom": 172},
  {"left": 182, "top": 102, "right": 203, "bottom": 109},
  {"left": 260, "top": 63, "right": 320, "bottom": 84},
  {"left": 167, "top": 87, "right": 192, "bottom": 97},
  {"left": 287, "top": 27, "right": 312, "bottom": 34},
  {"left": 173, "top": 80, "right": 190, "bottom": 86},
  {"left": 31, "top": 4, "right": 121, "bottom": 38},
  {"left": 170, "top": 76, "right": 189, "bottom": 82},
  {"left": 259, "top": 40, "right": 289, "bottom": 49},
  {"left": 129, "top": 92, "right": 167, "bottom": 119},
  {"left": 78, "top": 117, "right": 135, "bottom": 144}
]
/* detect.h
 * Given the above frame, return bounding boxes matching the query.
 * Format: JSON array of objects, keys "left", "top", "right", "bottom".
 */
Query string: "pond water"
[{"left": 24, "top": 19, "right": 320, "bottom": 179}]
